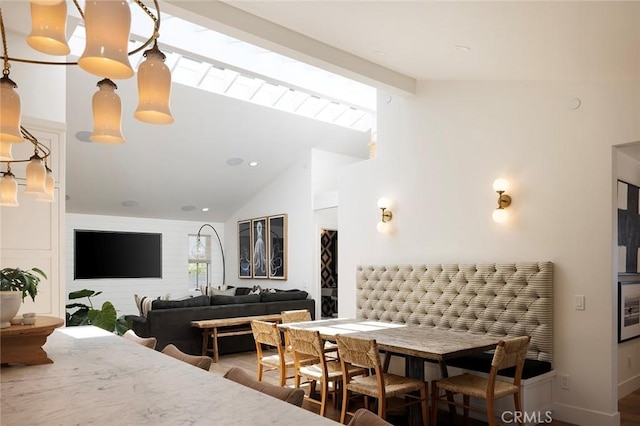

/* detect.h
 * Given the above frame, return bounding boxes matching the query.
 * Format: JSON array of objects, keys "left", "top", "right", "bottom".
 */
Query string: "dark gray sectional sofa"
[{"left": 127, "top": 288, "right": 315, "bottom": 356}]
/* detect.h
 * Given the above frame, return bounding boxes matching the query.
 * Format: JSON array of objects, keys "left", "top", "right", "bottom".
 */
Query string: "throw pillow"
[
  {"left": 210, "top": 287, "right": 236, "bottom": 296},
  {"left": 134, "top": 293, "right": 171, "bottom": 317},
  {"left": 248, "top": 285, "right": 262, "bottom": 295},
  {"left": 152, "top": 295, "right": 210, "bottom": 310},
  {"left": 199, "top": 285, "right": 236, "bottom": 296},
  {"left": 260, "top": 290, "right": 308, "bottom": 303},
  {"left": 211, "top": 294, "right": 261, "bottom": 305}
]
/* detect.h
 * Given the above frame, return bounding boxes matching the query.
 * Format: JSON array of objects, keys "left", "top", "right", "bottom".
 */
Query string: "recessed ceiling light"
[
  {"left": 454, "top": 45, "right": 471, "bottom": 51},
  {"left": 226, "top": 157, "right": 244, "bottom": 166},
  {"left": 202, "top": 207, "right": 209, "bottom": 212},
  {"left": 122, "top": 200, "right": 139, "bottom": 207},
  {"left": 248, "top": 161, "right": 258, "bottom": 167},
  {"left": 373, "top": 50, "right": 386, "bottom": 56},
  {"left": 181, "top": 205, "right": 196, "bottom": 212}
]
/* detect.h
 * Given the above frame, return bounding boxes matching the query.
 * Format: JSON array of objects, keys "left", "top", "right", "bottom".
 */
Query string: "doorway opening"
[{"left": 320, "top": 229, "right": 338, "bottom": 319}]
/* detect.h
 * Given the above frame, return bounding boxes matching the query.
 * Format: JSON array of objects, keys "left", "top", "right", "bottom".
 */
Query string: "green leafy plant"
[
  {"left": 0, "top": 267, "right": 46, "bottom": 302},
  {"left": 66, "top": 289, "right": 130, "bottom": 335}
]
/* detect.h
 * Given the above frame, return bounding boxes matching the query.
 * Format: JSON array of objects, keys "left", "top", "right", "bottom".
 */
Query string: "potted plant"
[{"left": 0, "top": 267, "right": 46, "bottom": 328}]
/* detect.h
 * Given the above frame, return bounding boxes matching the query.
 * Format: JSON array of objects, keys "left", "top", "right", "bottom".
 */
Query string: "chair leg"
[
  {"left": 377, "top": 396, "right": 386, "bottom": 421},
  {"left": 279, "top": 366, "right": 287, "bottom": 387},
  {"left": 514, "top": 391, "right": 523, "bottom": 426},
  {"left": 420, "top": 385, "right": 429, "bottom": 426},
  {"left": 256, "top": 363, "right": 263, "bottom": 382},
  {"left": 486, "top": 397, "right": 496, "bottom": 426},
  {"left": 320, "top": 380, "right": 329, "bottom": 417},
  {"left": 430, "top": 381, "right": 439, "bottom": 426},
  {"left": 340, "top": 388, "right": 349, "bottom": 424}
]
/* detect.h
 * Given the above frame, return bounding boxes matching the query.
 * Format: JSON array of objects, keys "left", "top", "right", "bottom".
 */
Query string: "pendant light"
[
  {"left": 0, "top": 73, "right": 23, "bottom": 143},
  {"left": 78, "top": 0, "right": 133, "bottom": 80},
  {"left": 25, "top": 153, "right": 47, "bottom": 194},
  {"left": 0, "top": 141, "right": 12, "bottom": 161},
  {"left": 0, "top": 170, "right": 19, "bottom": 207},
  {"left": 134, "top": 42, "right": 174, "bottom": 124},
  {"left": 36, "top": 166, "right": 55, "bottom": 202},
  {"left": 27, "top": 0, "right": 70, "bottom": 56},
  {"left": 90, "top": 79, "right": 124, "bottom": 144}
]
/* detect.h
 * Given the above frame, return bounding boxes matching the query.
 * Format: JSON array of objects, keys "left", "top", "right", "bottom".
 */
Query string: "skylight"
[{"left": 67, "top": 8, "right": 376, "bottom": 132}]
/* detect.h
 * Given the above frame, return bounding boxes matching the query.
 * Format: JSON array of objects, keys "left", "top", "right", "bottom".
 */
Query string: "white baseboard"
[
  {"left": 551, "top": 402, "right": 620, "bottom": 426},
  {"left": 618, "top": 373, "right": 640, "bottom": 398}
]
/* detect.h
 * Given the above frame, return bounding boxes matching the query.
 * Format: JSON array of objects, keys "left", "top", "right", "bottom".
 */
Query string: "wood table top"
[
  {"left": 191, "top": 313, "right": 282, "bottom": 328},
  {"left": 279, "top": 318, "right": 500, "bottom": 362},
  {"left": 0, "top": 316, "right": 64, "bottom": 337}
]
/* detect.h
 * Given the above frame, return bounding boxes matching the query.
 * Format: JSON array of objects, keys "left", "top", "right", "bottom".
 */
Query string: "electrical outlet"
[{"left": 560, "top": 374, "right": 570, "bottom": 389}]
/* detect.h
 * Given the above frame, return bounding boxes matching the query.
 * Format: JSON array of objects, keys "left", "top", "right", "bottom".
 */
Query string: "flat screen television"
[{"left": 74, "top": 230, "right": 162, "bottom": 279}]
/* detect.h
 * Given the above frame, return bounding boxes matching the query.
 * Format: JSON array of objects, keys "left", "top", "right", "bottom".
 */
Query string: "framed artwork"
[
  {"left": 251, "top": 217, "right": 268, "bottom": 279},
  {"left": 618, "top": 281, "right": 640, "bottom": 343},
  {"left": 617, "top": 180, "right": 640, "bottom": 273},
  {"left": 268, "top": 214, "right": 287, "bottom": 280},
  {"left": 237, "top": 220, "right": 252, "bottom": 278}
]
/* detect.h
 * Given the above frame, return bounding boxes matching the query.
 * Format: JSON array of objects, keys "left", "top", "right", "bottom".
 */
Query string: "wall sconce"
[
  {"left": 492, "top": 178, "right": 512, "bottom": 223},
  {"left": 377, "top": 197, "right": 393, "bottom": 233}
]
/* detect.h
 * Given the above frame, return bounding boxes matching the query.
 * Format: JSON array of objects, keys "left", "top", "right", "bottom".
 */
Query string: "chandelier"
[{"left": 0, "top": 0, "right": 173, "bottom": 207}]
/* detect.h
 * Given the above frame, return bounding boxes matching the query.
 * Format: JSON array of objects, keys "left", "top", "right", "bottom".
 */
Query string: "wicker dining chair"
[
  {"left": 281, "top": 309, "right": 338, "bottom": 355},
  {"left": 288, "top": 327, "right": 366, "bottom": 417},
  {"left": 223, "top": 367, "right": 305, "bottom": 407},
  {"left": 430, "top": 336, "right": 531, "bottom": 426},
  {"left": 161, "top": 344, "right": 212, "bottom": 371},
  {"left": 122, "top": 329, "right": 157, "bottom": 350},
  {"left": 336, "top": 334, "right": 429, "bottom": 425},
  {"left": 250, "top": 320, "right": 316, "bottom": 386}
]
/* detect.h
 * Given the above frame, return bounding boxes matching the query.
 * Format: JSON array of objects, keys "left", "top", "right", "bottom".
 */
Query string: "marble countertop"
[{"left": 1, "top": 326, "right": 337, "bottom": 425}]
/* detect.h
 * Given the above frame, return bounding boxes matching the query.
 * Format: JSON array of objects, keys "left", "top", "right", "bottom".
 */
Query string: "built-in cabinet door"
[{"left": 0, "top": 119, "right": 66, "bottom": 319}]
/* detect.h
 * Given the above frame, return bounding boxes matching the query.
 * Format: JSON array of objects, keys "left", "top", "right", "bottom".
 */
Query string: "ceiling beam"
[{"left": 162, "top": 0, "right": 416, "bottom": 96}]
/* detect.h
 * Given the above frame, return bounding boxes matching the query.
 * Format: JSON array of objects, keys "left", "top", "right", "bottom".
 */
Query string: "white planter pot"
[{"left": 0, "top": 291, "right": 22, "bottom": 328}]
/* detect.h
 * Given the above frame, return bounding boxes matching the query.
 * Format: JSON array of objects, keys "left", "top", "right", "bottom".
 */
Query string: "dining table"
[
  {"left": 278, "top": 317, "right": 501, "bottom": 424},
  {"left": 1, "top": 326, "right": 338, "bottom": 426}
]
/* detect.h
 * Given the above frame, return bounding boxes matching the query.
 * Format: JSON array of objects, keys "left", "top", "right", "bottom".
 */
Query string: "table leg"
[
  {"left": 439, "top": 361, "right": 457, "bottom": 417},
  {"left": 201, "top": 329, "right": 209, "bottom": 356},
  {"left": 212, "top": 327, "right": 219, "bottom": 363},
  {"left": 406, "top": 356, "right": 424, "bottom": 426}
]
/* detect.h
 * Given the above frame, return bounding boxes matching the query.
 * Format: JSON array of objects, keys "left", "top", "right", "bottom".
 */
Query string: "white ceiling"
[{"left": 4, "top": 1, "right": 640, "bottom": 221}]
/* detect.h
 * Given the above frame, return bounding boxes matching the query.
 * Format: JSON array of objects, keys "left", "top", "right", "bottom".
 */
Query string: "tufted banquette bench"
[
  {"left": 356, "top": 262, "right": 554, "bottom": 424},
  {"left": 358, "top": 263, "right": 553, "bottom": 367}
]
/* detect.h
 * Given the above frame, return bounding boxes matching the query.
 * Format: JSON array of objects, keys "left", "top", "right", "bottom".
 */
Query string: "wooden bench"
[{"left": 191, "top": 313, "right": 282, "bottom": 363}]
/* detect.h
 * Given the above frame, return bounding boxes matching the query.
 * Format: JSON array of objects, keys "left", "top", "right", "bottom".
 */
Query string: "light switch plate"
[{"left": 575, "top": 295, "right": 585, "bottom": 310}]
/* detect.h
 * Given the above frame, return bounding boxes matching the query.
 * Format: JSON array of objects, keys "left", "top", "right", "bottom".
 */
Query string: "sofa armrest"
[{"left": 125, "top": 314, "right": 150, "bottom": 338}]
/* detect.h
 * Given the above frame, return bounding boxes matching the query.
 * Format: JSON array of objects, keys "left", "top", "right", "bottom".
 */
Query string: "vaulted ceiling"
[{"left": 4, "top": 1, "right": 639, "bottom": 221}]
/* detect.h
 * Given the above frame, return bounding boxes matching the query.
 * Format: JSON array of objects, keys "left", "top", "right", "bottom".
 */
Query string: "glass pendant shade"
[
  {"left": 134, "top": 46, "right": 174, "bottom": 124},
  {"left": 0, "top": 172, "right": 19, "bottom": 207},
  {"left": 25, "top": 154, "right": 47, "bottom": 194},
  {"left": 78, "top": 0, "right": 134, "bottom": 79},
  {"left": 36, "top": 168, "right": 55, "bottom": 202},
  {"left": 90, "top": 79, "right": 125, "bottom": 144},
  {"left": 27, "top": 0, "right": 70, "bottom": 56},
  {"left": 0, "top": 141, "right": 12, "bottom": 161},
  {"left": 0, "top": 76, "right": 23, "bottom": 143}
]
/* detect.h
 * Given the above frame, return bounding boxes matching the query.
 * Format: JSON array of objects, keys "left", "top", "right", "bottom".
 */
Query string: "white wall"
[
  {"left": 616, "top": 151, "right": 640, "bottom": 398},
  {"left": 339, "top": 80, "right": 640, "bottom": 425},
  {"left": 66, "top": 214, "right": 223, "bottom": 316},
  {"left": 225, "top": 152, "right": 313, "bottom": 295}
]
